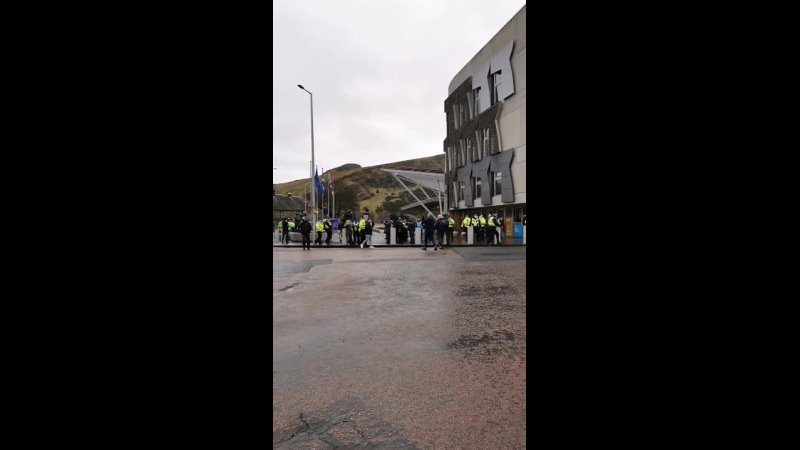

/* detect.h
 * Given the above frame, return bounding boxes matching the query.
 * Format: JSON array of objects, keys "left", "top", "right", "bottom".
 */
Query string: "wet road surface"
[{"left": 273, "top": 246, "right": 526, "bottom": 449}]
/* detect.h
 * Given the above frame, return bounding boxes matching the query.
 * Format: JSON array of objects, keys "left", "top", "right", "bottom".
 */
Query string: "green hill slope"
[{"left": 274, "top": 154, "right": 444, "bottom": 219}]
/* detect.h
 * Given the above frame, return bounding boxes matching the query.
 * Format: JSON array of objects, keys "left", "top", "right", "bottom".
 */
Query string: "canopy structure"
[{"left": 381, "top": 169, "right": 446, "bottom": 216}]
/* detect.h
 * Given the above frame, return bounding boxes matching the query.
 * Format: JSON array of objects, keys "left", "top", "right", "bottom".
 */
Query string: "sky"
[{"left": 272, "top": 0, "right": 526, "bottom": 185}]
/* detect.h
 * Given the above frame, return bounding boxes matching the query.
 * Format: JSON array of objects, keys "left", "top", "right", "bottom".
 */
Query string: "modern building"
[{"left": 443, "top": 5, "right": 526, "bottom": 237}]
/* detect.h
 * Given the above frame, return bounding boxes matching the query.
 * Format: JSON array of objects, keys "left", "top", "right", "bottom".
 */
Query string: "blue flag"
[{"left": 314, "top": 169, "right": 324, "bottom": 195}]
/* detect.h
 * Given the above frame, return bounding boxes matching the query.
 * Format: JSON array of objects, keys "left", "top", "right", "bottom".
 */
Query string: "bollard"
[
  {"left": 390, "top": 227, "right": 396, "bottom": 246},
  {"left": 523, "top": 225, "right": 526, "bottom": 245},
  {"left": 467, "top": 227, "right": 474, "bottom": 245},
  {"left": 414, "top": 228, "right": 421, "bottom": 245}
]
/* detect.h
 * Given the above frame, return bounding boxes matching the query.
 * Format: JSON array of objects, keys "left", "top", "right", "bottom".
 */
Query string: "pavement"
[{"left": 273, "top": 246, "right": 526, "bottom": 449}]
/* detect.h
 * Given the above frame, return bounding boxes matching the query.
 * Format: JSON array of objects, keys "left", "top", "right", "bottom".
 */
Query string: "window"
[
  {"left": 493, "top": 171, "right": 502, "bottom": 196},
  {"left": 483, "top": 128, "right": 491, "bottom": 155},
  {"left": 459, "top": 181, "right": 465, "bottom": 201},
  {"left": 475, "top": 178, "right": 481, "bottom": 199},
  {"left": 466, "top": 137, "right": 474, "bottom": 162},
  {"left": 458, "top": 101, "right": 467, "bottom": 127},
  {"left": 473, "top": 88, "right": 481, "bottom": 115},
  {"left": 492, "top": 71, "right": 502, "bottom": 105}
]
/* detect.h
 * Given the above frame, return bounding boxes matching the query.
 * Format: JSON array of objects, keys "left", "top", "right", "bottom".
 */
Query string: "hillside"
[{"left": 274, "top": 154, "right": 445, "bottom": 219}]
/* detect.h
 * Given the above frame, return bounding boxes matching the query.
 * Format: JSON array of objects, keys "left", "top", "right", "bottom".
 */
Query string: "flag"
[
  {"left": 319, "top": 169, "right": 326, "bottom": 194},
  {"left": 328, "top": 171, "right": 334, "bottom": 192},
  {"left": 314, "top": 169, "right": 324, "bottom": 195}
]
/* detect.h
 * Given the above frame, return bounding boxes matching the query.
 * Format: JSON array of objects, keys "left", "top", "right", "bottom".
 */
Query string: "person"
[
  {"left": 344, "top": 219, "right": 353, "bottom": 246},
  {"left": 384, "top": 218, "right": 392, "bottom": 244},
  {"left": 435, "top": 214, "right": 447, "bottom": 250},
  {"left": 315, "top": 218, "right": 325, "bottom": 246},
  {"left": 397, "top": 219, "right": 408, "bottom": 244},
  {"left": 281, "top": 218, "right": 290, "bottom": 244},
  {"left": 478, "top": 213, "right": 487, "bottom": 243},
  {"left": 299, "top": 217, "right": 312, "bottom": 250},
  {"left": 462, "top": 215, "right": 471, "bottom": 241},
  {"left": 422, "top": 212, "right": 437, "bottom": 250},
  {"left": 407, "top": 218, "right": 416, "bottom": 244},
  {"left": 470, "top": 214, "right": 479, "bottom": 243},
  {"left": 362, "top": 218, "right": 374, "bottom": 248},
  {"left": 324, "top": 219, "right": 333, "bottom": 245},
  {"left": 358, "top": 215, "right": 367, "bottom": 246},
  {"left": 487, "top": 213, "right": 496, "bottom": 245},
  {"left": 446, "top": 214, "right": 455, "bottom": 246}
]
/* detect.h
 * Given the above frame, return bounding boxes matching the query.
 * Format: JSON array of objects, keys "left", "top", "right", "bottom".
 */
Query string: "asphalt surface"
[{"left": 273, "top": 246, "right": 526, "bottom": 449}]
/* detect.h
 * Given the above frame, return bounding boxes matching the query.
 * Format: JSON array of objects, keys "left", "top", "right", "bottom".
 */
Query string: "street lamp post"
[{"left": 298, "top": 84, "right": 316, "bottom": 225}]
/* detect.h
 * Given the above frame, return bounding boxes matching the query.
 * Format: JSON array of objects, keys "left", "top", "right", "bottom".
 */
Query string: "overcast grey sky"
[{"left": 272, "top": 0, "right": 526, "bottom": 184}]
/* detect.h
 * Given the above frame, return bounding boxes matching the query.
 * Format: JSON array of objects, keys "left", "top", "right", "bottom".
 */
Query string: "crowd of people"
[{"left": 275, "top": 209, "right": 508, "bottom": 248}]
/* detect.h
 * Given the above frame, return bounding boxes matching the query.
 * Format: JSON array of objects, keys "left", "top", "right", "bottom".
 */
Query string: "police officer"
[
  {"left": 471, "top": 214, "right": 480, "bottom": 243},
  {"left": 323, "top": 218, "right": 333, "bottom": 245},
  {"left": 446, "top": 214, "right": 455, "bottom": 246},
  {"left": 486, "top": 214, "right": 494, "bottom": 245},
  {"left": 358, "top": 215, "right": 367, "bottom": 247},
  {"left": 478, "top": 213, "right": 487, "bottom": 243},
  {"left": 315, "top": 218, "right": 325, "bottom": 246},
  {"left": 281, "top": 218, "right": 290, "bottom": 244},
  {"left": 462, "top": 215, "right": 472, "bottom": 241}
]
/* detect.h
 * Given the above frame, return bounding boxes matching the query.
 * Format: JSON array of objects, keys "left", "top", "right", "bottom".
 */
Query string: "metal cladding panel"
[
  {"left": 491, "top": 41, "right": 515, "bottom": 101},
  {"left": 472, "top": 157, "right": 492, "bottom": 205},
  {"left": 491, "top": 150, "right": 515, "bottom": 203},
  {"left": 457, "top": 164, "right": 473, "bottom": 207},
  {"left": 472, "top": 61, "right": 491, "bottom": 114}
]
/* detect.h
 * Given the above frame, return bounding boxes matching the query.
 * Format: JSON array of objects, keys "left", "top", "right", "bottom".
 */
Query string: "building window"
[
  {"left": 493, "top": 171, "right": 502, "bottom": 196},
  {"left": 474, "top": 178, "right": 481, "bottom": 199},
  {"left": 459, "top": 181, "right": 465, "bottom": 201},
  {"left": 473, "top": 88, "right": 481, "bottom": 115},
  {"left": 466, "top": 137, "right": 474, "bottom": 162},
  {"left": 492, "top": 71, "right": 502, "bottom": 105},
  {"left": 483, "top": 128, "right": 490, "bottom": 155},
  {"left": 459, "top": 101, "right": 467, "bottom": 127}
]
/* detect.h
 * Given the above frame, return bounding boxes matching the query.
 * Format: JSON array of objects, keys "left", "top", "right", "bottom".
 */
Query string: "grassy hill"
[{"left": 274, "top": 154, "right": 445, "bottom": 219}]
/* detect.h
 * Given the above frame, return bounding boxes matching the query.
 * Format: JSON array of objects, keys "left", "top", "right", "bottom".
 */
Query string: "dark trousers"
[
  {"left": 477, "top": 227, "right": 485, "bottom": 243},
  {"left": 315, "top": 231, "right": 323, "bottom": 245},
  {"left": 282, "top": 230, "right": 289, "bottom": 244},
  {"left": 302, "top": 233, "right": 311, "bottom": 249},
  {"left": 423, "top": 230, "right": 435, "bottom": 248},
  {"left": 409, "top": 230, "right": 415, "bottom": 244},
  {"left": 326, "top": 231, "right": 332, "bottom": 244},
  {"left": 447, "top": 229, "right": 454, "bottom": 246},
  {"left": 436, "top": 230, "right": 445, "bottom": 248}
]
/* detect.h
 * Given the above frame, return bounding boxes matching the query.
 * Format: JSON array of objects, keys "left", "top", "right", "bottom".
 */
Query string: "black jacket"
[
  {"left": 299, "top": 221, "right": 312, "bottom": 234},
  {"left": 423, "top": 217, "right": 435, "bottom": 232}
]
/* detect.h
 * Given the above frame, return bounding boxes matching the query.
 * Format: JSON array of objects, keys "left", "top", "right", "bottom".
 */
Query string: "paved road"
[{"left": 273, "top": 246, "right": 526, "bottom": 449}]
